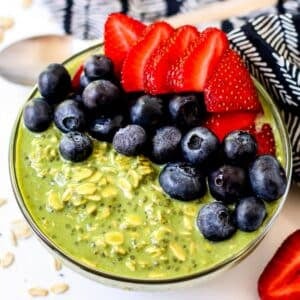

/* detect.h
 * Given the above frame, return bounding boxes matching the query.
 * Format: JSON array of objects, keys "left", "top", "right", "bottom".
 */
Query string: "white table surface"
[{"left": 0, "top": 2, "right": 299, "bottom": 299}]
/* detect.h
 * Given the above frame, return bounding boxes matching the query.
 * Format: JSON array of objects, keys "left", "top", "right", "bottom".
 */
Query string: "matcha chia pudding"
[{"left": 11, "top": 14, "right": 289, "bottom": 284}]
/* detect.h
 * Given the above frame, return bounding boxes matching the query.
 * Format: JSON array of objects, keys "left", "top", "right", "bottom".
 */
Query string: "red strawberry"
[
  {"left": 104, "top": 13, "right": 146, "bottom": 75},
  {"left": 248, "top": 123, "right": 276, "bottom": 155},
  {"left": 258, "top": 230, "right": 300, "bottom": 300},
  {"left": 204, "top": 111, "right": 257, "bottom": 140},
  {"left": 204, "top": 48, "right": 261, "bottom": 112},
  {"left": 71, "top": 64, "right": 84, "bottom": 92},
  {"left": 168, "top": 28, "right": 229, "bottom": 92},
  {"left": 121, "top": 22, "right": 174, "bottom": 92},
  {"left": 144, "top": 25, "right": 200, "bottom": 95}
]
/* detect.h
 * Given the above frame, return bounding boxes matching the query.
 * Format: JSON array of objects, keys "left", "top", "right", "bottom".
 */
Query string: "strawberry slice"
[
  {"left": 204, "top": 111, "right": 257, "bottom": 141},
  {"left": 71, "top": 64, "right": 84, "bottom": 92},
  {"left": 248, "top": 123, "right": 276, "bottom": 155},
  {"left": 258, "top": 230, "right": 300, "bottom": 300},
  {"left": 204, "top": 49, "right": 261, "bottom": 112},
  {"left": 104, "top": 13, "right": 146, "bottom": 76},
  {"left": 144, "top": 25, "right": 200, "bottom": 95},
  {"left": 168, "top": 28, "right": 229, "bottom": 93},
  {"left": 121, "top": 22, "right": 174, "bottom": 92}
]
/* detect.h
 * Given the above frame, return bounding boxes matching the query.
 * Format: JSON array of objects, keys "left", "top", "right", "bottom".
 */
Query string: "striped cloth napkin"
[{"left": 44, "top": 0, "right": 300, "bottom": 183}]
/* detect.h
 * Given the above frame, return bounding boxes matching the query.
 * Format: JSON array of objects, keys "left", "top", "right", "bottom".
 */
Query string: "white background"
[{"left": 0, "top": 2, "right": 299, "bottom": 299}]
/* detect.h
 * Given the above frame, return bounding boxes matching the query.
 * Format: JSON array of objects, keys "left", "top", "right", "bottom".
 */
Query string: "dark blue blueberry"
[
  {"left": 234, "top": 196, "right": 266, "bottom": 232},
  {"left": 249, "top": 155, "right": 287, "bottom": 202},
  {"left": 208, "top": 165, "right": 248, "bottom": 203},
  {"left": 197, "top": 202, "right": 236, "bottom": 241},
  {"left": 223, "top": 131, "right": 257, "bottom": 165},
  {"left": 23, "top": 98, "right": 53, "bottom": 132},
  {"left": 38, "top": 63, "right": 71, "bottom": 103},
  {"left": 181, "top": 127, "right": 219, "bottom": 166},
  {"left": 70, "top": 93, "right": 83, "bottom": 104},
  {"left": 59, "top": 131, "right": 93, "bottom": 162},
  {"left": 88, "top": 115, "right": 125, "bottom": 142},
  {"left": 84, "top": 55, "right": 114, "bottom": 80},
  {"left": 82, "top": 80, "right": 121, "bottom": 113},
  {"left": 54, "top": 100, "right": 86, "bottom": 133},
  {"left": 80, "top": 73, "right": 93, "bottom": 90},
  {"left": 159, "top": 162, "right": 206, "bottom": 201},
  {"left": 113, "top": 125, "right": 147, "bottom": 156},
  {"left": 130, "top": 95, "right": 164, "bottom": 131},
  {"left": 168, "top": 94, "right": 205, "bottom": 129},
  {"left": 151, "top": 126, "right": 182, "bottom": 164}
]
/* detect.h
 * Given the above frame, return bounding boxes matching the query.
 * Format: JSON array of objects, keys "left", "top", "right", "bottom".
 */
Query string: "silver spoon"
[{"left": 0, "top": 34, "right": 73, "bottom": 86}]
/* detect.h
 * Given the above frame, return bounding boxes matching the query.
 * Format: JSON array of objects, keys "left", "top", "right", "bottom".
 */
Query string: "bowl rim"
[{"left": 9, "top": 42, "right": 293, "bottom": 286}]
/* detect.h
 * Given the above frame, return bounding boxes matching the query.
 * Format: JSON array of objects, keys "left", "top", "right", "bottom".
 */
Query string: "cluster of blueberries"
[{"left": 23, "top": 54, "right": 287, "bottom": 242}]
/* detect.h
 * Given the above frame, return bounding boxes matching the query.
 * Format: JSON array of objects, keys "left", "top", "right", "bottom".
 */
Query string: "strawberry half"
[
  {"left": 71, "top": 64, "right": 84, "bottom": 92},
  {"left": 204, "top": 111, "right": 257, "bottom": 141},
  {"left": 168, "top": 28, "right": 229, "bottom": 93},
  {"left": 248, "top": 123, "right": 276, "bottom": 155},
  {"left": 104, "top": 13, "right": 146, "bottom": 76},
  {"left": 258, "top": 230, "right": 300, "bottom": 300},
  {"left": 204, "top": 49, "right": 261, "bottom": 113},
  {"left": 121, "top": 22, "right": 174, "bottom": 92},
  {"left": 144, "top": 25, "right": 200, "bottom": 95}
]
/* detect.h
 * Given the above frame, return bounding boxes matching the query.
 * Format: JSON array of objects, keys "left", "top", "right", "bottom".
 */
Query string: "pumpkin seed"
[
  {"left": 72, "top": 168, "right": 93, "bottom": 182},
  {"left": 76, "top": 183, "right": 96, "bottom": 195},
  {"left": 169, "top": 242, "right": 186, "bottom": 261},
  {"left": 105, "top": 231, "right": 124, "bottom": 245},
  {"left": 47, "top": 191, "right": 64, "bottom": 211},
  {"left": 50, "top": 283, "right": 69, "bottom": 294},
  {"left": 28, "top": 288, "right": 48, "bottom": 297}
]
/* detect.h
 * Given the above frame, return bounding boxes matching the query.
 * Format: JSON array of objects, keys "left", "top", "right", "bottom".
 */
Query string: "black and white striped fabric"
[{"left": 44, "top": 0, "right": 300, "bottom": 182}]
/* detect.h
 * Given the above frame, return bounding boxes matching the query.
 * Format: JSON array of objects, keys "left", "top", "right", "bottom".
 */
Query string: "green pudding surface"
[{"left": 14, "top": 46, "right": 285, "bottom": 281}]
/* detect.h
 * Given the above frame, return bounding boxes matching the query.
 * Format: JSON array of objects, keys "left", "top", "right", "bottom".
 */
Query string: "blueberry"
[
  {"left": 181, "top": 127, "right": 219, "bottom": 166},
  {"left": 168, "top": 94, "right": 205, "bottom": 129},
  {"left": 59, "top": 131, "right": 93, "bottom": 162},
  {"left": 159, "top": 162, "right": 206, "bottom": 201},
  {"left": 249, "top": 155, "right": 287, "bottom": 202},
  {"left": 151, "top": 126, "right": 182, "bottom": 164},
  {"left": 113, "top": 125, "right": 147, "bottom": 156},
  {"left": 208, "top": 165, "right": 248, "bottom": 203},
  {"left": 82, "top": 80, "right": 121, "bottom": 113},
  {"left": 223, "top": 131, "right": 257, "bottom": 165},
  {"left": 197, "top": 202, "right": 236, "bottom": 241},
  {"left": 234, "top": 196, "right": 266, "bottom": 232},
  {"left": 54, "top": 100, "right": 86, "bottom": 133},
  {"left": 80, "top": 73, "right": 93, "bottom": 90},
  {"left": 38, "top": 63, "right": 71, "bottom": 103},
  {"left": 84, "top": 55, "right": 114, "bottom": 80},
  {"left": 88, "top": 115, "right": 125, "bottom": 142},
  {"left": 23, "top": 98, "right": 53, "bottom": 132},
  {"left": 130, "top": 95, "right": 164, "bottom": 131}
]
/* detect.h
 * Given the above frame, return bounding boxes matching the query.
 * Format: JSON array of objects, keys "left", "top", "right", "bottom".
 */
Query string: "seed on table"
[
  {"left": 22, "top": 0, "right": 33, "bottom": 8},
  {"left": 11, "top": 219, "right": 32, "bottom": 239},
  {"left": 10, "top": 230, "right": 17, "bottom": 247},
  {"left": 28, "top": 287, "right": 49, "bottom": 297},
  {"left": 0, "top": 16, "right": 14, "bottom": 29},
  {"left": 50, "top": 283, "right": 69, "bottom": 294},
  {"left": 0, "top": 198, "right": 7, "bottom": 207},
  {"left": 1, "top": 252, "right": 15, "bottom": 268},
  {"left": 54, "top": 258, "right": 62, "bottom": 271}
]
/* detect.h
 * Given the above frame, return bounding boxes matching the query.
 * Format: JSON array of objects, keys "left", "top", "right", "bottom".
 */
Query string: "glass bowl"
[{"left": 9, "top": 44, "right": 292, "bottom": 291}]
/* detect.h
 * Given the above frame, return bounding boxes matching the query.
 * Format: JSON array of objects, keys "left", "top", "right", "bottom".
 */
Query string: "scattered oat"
[
  {"left": 28, "top": 287, "right": 48, "bottom": 297},
  {"left": 0, "top": 198, "right": 7, "bottom": 207},
  {"left": 11, "top": 219, "right": 32, "bottom": 239},
  {"left": 22, "top": 0, "right": 33, "bottom": 9},
  {"left": 0, "top": 28, "right": 4, "bottom": 42},
  {"left": 0, "top": 17, "right": 14, "bottom": 30},
  {"left": 50, "top": 283, "right": 69, "bottom": 295},
  {"left": 1, "top": 252, "right": 15, "bottom": 268},
  {"left": 54, "top": 258, "right": 62, "bottom": 271},
  {"left": 10, "top": 230, "right": 18, "bottom": 247}
]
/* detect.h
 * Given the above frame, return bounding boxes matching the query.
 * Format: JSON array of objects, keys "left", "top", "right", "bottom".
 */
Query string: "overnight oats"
[{"left": 11, "top": 13, "right": 290, "bottom": 283}]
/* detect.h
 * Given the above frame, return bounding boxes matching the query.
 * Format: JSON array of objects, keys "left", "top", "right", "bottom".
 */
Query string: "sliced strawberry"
[
  {"left": 104, "top": 13, "right": 146, "bottom": 75},
  {"left": 258, "top": 230, "right": 300, "bottom": 300},
  {"left": 204, "top": 111, "right": 257, "bottom": 141},
  {"left": 204, "top": 48, "right": 261, "bottom": 112},
  {"left": 71, "top": 64, "right": 84, "bottom": 92},
  {"left": 248, "top": 123, "right": 276, "bottom": 155},
  {"left": 121, "top": 22, "right": 174, "bottom": 92},
  {"left": 168, "top": 28, "right": 229, "bottom": 93},
  {"left": 144, "top": 25, "right": 200, "bottom": 95}
]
